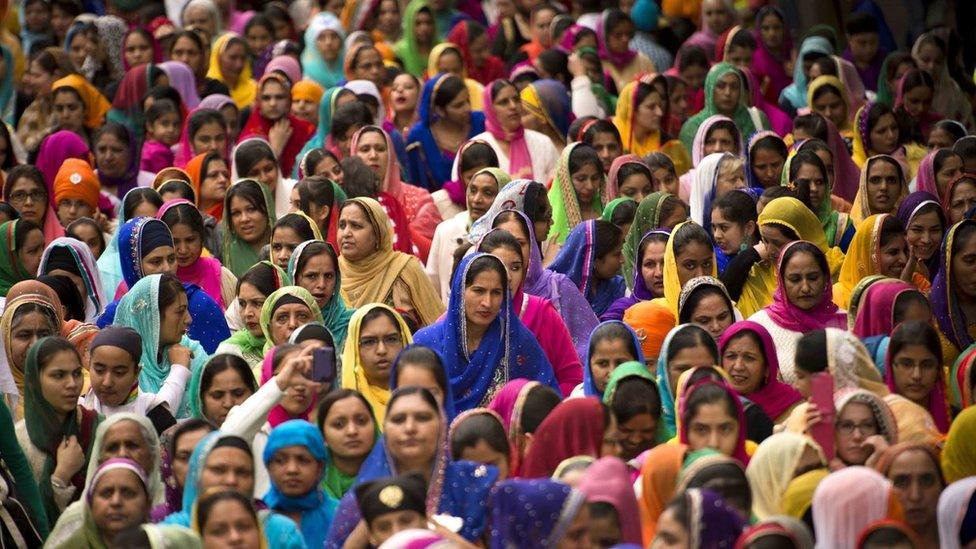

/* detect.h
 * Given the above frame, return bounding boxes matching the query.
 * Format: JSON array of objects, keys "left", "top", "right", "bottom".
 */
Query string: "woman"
[
  {"left": 233, "top": 137, "right": 298, "bottom": 219},
  {"left": 834, "top": 214, "right": 920, "bottom": 310},
  {"left": 607, "top": 230, "right": 671, "bottom": 322},
  {"left": 833, "top": 389, "right": 898, "bottom": 467},
  {"left": 288, "top": 241, "right": 355, "bottom": 352},
  {"left": 221, "top": 179, "right": 274, "bottom": 279},
  {"left": 749, "top": 241, "right": 847, "bottom": 384},
  {"left": 0, "top": 219, "right": 44, "bottom": 296},
  {"left": 93, "top": 122, "right": 154, "bottom": 198},
  {"left": 217, "top": 261, "right": 290, "bottom": 368},
  {"left": 38, "top": 237, "right": 105, "bottom": 322},
  {"left": 206, "top": 33, "right": 256, "bottom": 109},
  {"left": 679, "top": 63, "right": 769, "bottom": 153},
  {"left": 15, "top": 336, "right": 99, "bottom": 522},
  {"left": 547, "top": 143, "right": 607, "bottom": 245},
  {"left": 519, "top": 79, "right": 570, "bottom": 152},
  {"left": 807, "top": 75, "right": 853, "bottom": 137},
  {"left": 884, "top": 321, "right": 950, "bottom": 432},
  {"left": 55, "top": 459, "right": 152, "bottom": 548},
  {"left": 340, "top": 304, "right": 414, "bottom": 424},
  {"left": 751, "top": 6, "right": 793, "bottom": 104},
  {"left": 689, "top": 152, "right": 747, "bottom": 235},
  {"left": 113, "top": 274, "right": 209, "bottom": 418},
  {"left": 576, "top": 320, "right": 644, "bottom": 400},
  {"left": 520, "top": 397, "right": 612, "bottom": 478},
  {"left": 158, "top": 199, "right": 236, "bottom": 309},
  {"left": 719, "top": 321, "right": 803, "bottom": 423},
  {"left": 413, "top": 253, "right": 559, "bottom": 409},
  {"left": 175, "top": 109, "right": 231, "bottom": 170},
  {"left": 315, "top": 389, "right": 380, "bottom": 502},
  {"left": 185, "top": 151, "right": 229, "bottom": 222},
  {"left": 745, "top": 432, "right": 825, "bottom": 521},
  {"left": 912, "top": 149, "right": 963, "bottom": 203},
  {"left": 489, "top": 479, "right": 588, "bottom": 547},
  {"left": 406, "top": 73, "right": 486, "bottom": 191},
  {"left": 678, "top": 114, "right": 741, "bottom": 202},
  {"left": 238, "top": 79, "right": 314, "bottom": 181},
  {"left": 0, "top": 280, "right": 64, "bottom": 416},
  {"left": 3, "top": 165, "right": 65, "bottom": 245},
  {"left": 336, "top": 197, "right": 444, "bottom": 327},
  {"left": 394, "top": 2, "right": 437, "bottom": 78},
  {"left": 677, "top": 378, "right": 751, "bottom": 463},
  {"left": 779, "top": 35, "right": 834, "bottom": 115},
  {"left": 158, "top": 61, "right": 201, "bottom": 110},
  {"left": 852, "top": 280, "right": 929, "bottom": 340},
  {"left": 302, "top": 12, "right": 346, "bottom": 90},
  {"left": 614, "top": 75, "right": 685, "bottom": 160},
  {"left": 873, "top": 443, "right": 944, "bottom": 548},
  {"left": 50, "top": 75, "right": 111, "bottom": 145},
  {"left": 471, "top": 79, "right": 559, "bottom": 182},
  {"left": 258, "top": 287, "right": 322, "bottom": 353},
  {"left": 812, "top": 466, "right": 899, "bottom": 549},
  {"left": 654, "top": 488, "right": 746, "bottom": 548},
  {"left": 852, "top": 102, "right": 926, "bottom": 180},
  {"left": 192, "top": 490, "right": 263, "bottom": 548},
  {"left": 851, "top": 155, "right": 909, "bottom": 224},
  {"left": 912, "top": 32, "right": 975, "bottom": 130},
  {"left": 787, "top": 148, "right": 856, "bottom": 251},
  {"left": 548, "top": 220, "right": 625, "bottom": 317}
]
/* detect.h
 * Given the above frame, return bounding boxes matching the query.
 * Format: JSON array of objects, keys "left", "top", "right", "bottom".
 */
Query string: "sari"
[
  {"left": 520, "top": 398, "right": 606, "bottom": 478},
  {"left": 405, "top": 72, "right": 487, "bottom": 191},
  {"left": 22, "top": 337, "right": 100, "bottom": 522},
  {"left": 38, "top": 237, "right": 106, "bottom": 322},
  {"left": 0, "top": 220, "right": 33, "bottom": 295},
  {"left": 301, "top": 12, "right": 345, "bottom": 90},
  {"left": 577, "top": 457, "right": 641, "bottom": 545},
  {"left": 548, "top": 220, "right": 626, "bottom": 316},
  {"left": 337, "top": 197, "right": 444, "bottom": 326},
  {"left": 206, "top": 33, "right": 257, "bottom": 109},
  {"left": 157, "top": 199, "right": 226, "bottom": 308},
  {"left": 489, "top": 479, "right": 586, "bottom": 547},
  {"left": 221, "top": 179, "right": 275, "bottom": 278},
  {"left": 718, "top": 321, "right": 803, "bottom": 422},
  {"left": 50, "top": 74, "right": 111, "bottom": 131},
  {"left": 287, "top": 241, "right": 354, "bottom": 352},
  {"left": 751, "top": 6, "right": 793, "bottom": 104},
  {"left": 238, "top": 76, "right": 315, "bottom": 178},
  {"left": 414, "top": 253, "right": 558, "bottom": 409},
  {"left": 679, "top": 63, "right": 769, "bottom": 154},
  {"left": 745, "top": 432, "right": 825, "bottom": 521},
  {"left": 779, "top": 36, "right": 834, "bottom": 114},
  {"left": 811, "top": 467, "right": 897, "bottom": 549},
  {"left": 938, "top": 477, "right": 976, "bottom": 548},
  {"left": 548, "top": 142, "right": 607, "bottom": 245},
  {"left": 112, "top": 275, "right": 209, "bottom": 418},
  {"left": 258, "top": 286, "right": 323, "bottom": 354},
  {"left": 942, "top": 407, "right": 976, "bottom": 483},
  {"left": 580, "top": 321, "right": 644, "bottom": 399},
  {"left": 340, "top": 304, "right": 413, "bottom": 425},
  {"left": 883, "top": 334, "right": 950, "bottom": 433}
]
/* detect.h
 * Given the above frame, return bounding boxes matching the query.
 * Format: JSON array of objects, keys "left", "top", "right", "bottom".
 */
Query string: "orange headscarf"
[
  {"left": 51, "top": 74, "right": 111, "bottom": 129},
  {"left": 623, "top": 301, "right": 677, "bottom": 362},
  {"left": 185, "top": 152, "right": 223, "bottom": 220},
  {"left": 292, "top": 80, "right": 325, "bottom": 104},
  {"left": 151, "top": 167, "right": 192, "bottom": 190},
  {"left": 53, "top": 158, "right": 100, "bottom": 211},
  {"left": 638, "top": 443, "right": 687, "bottom": 545}
]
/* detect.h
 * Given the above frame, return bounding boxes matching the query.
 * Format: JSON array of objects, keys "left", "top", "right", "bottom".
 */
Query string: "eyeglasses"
[
  {"left": 8, "top": 189, "right": 45, "bottom": 204},
  {"left": 359, "top": 334, "right": 402, "bottom": 350},
  {"left": 892, "top": 358, "right": 939, "bottom": 373},
  {"left": 836, "top": 421, "right": 878, "bottom": 436}
]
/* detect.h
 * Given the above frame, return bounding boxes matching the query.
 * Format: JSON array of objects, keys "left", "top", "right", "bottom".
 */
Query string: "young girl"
[
  {"left": 575, "top": 320, "right": 644, "bottom": 398},
  {"left": 711, "top": 190, "right": 758, "bottom": 274},
  {"left": 549, "top": 220, "right": 626, "bottom": 317},
  {"left": 141, "top": 99, "right": 182, "bottom": 174}
]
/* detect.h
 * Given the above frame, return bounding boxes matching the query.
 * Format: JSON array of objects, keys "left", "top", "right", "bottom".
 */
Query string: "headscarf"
[
  {"left": 779, "top": 36, "right": 834, "bottom": 112},
  {"left": 622, "top": 192, "right": 674, "bottom": 286},
  {"left": 467, "top": 179, "right": 539, "bottom": 243},
  {"left": 577, "top": 457, "right": 641, "bottom": 545},
  {"left": 719, "top": 321, "right": 803, "bottom": 420},
  {"left": 51, "top": 74, "right": 111, "bottom": 129},
  {"left": 581, "top": 321, "right": 645, "bottom": 398},
  {"left": 614, "top": 76, "right": 676, "bottom": 158},
  {"left": 0, "top": 282, "right": 63, "bottom": 405},
  {"left": 689, "top": 152, "right": 736, "bottom": 235},
  {"left": 0, "top": 219, "right": 34, "bottom": 295},
  {"left": 36, "top": 130, "right": 91, "bottom": 201},
  {"left": 833, "top": 214, "right": 896, "bottom": 309},
  {"left": 938, "top": 476, "right": 976, "bottom": 549},
  {"left": 38, "top": 237, "right": 106, "bottom": 322},
  {"left": 679, "top": 63, "right": 767, "bottom": 153},
  {"left": 654, "top": 324, "right": 710, "bottom": 438},
  {"left": 158, "top": 61, "right": 201, "bottom": 109},
  {"left": 113, "top": 217, "right": 174, "bottom": 291},
  {"left": 927, "top": 219, "right": 976, "bottom": 352},
  {"left": 302, "top": 12, "right": 346, "bottom": 89},
  {"left": 488, "top": 479, "right": 586, "bottom": 548},
  {"left": 812, "top": 467, "right": 896, "bottom": 549},
  {"left": 942, "top": 406, "right": 976, "bottom": 483},
  {"left": 413, "top": 253, "right": 556, "bottom": 410},
  {"left": 23, "top": 337, "right": 100, "bottom": 522},
  {"left": 850, "top": 156, "right": 908, "bottom": 224},
  {"left": 82, "top": 15, "right": 126, "bottom": 83},
  {"left": 745, "top": 433, "right": 825, "bottom": 520},
  {"left": 258, "top": 286, "right": 322, "bottom": 355},
  {"left": 677, "top": 379, "right": 750, "bottom": 464},
  {"left": 287, "top": 241, "right": 354, "bottom": 352},
  {"left": 912, "top": 32, "right": 974, "bottom": 128},
  {"left": 446, "top": 20, "right": 505, "bottom": 85},
  {"left": 681, "top": 489, "right": 748, "bottom": 548},
  {"left": 765, "top": 240, "right": 848, "bottom": 332},
  {"left": 851, "top": 280, "right": 915, "bottom": 339},
  {"left": 63, "top": 458, "right": 149, "bottom": 548},
  {"left": 520, "top": 398, "right": 606, "bottom": 478},
  {"left": 394, "top": 1, "right": 438, "bottom": 77},
  {"left": 951, "top": 344, "right": 976, "bottom": 410},
  {"left": 483, "top": 79, "right": 533, "bottom": 179},
  {"left": 637, "top": 443, "right": 686, "bottom": 544},
  {"left": 184, "top": 152, "right": 225, "bottom": 221},
  {"left": 750, "top": 6, "right": 793, "bottom": 103},
  {"left": 547, "top": 142, "right": 607, "bottom": 245},
  {"left": 875, "top": 51, "right": 904, "bottom": 107},
  {"left": 206, "top": 33, "right": 257, "bottom": 108},
  {"left": 339, "top": 304, "right": 413, "bottom": 425},
  {"left": 548, "top": 220, "right": 626, "bottom": 316},
  {"left": 485, "top": 378, "right": 538, "bottom": 476},
  {"left": 221, "top": 179, "right": 275, "bottom": 278},
  {"left": 108, "top": 63, "right": 154, "bottom": 139},
  {"left": 781, "top": 468, "right": 829, "bottom": 521},
  {"left": 520, "top": 79, "right": 572, "bottom": 142},
  {"left": 336, "top": 197, "right": 444, "bottom": 326},
  {"left": 895, "top": 190, "right": 945, "bottom": 277},
  {"left": 437, "top": 459, "right": 499, "bottom": 542}
]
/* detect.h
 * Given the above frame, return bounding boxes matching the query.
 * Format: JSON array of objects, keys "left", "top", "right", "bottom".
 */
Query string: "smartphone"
[
  {"left": 809, "top": 371, "right": 835, "bottom": 461},
  {"left": 311, "top": 346, "right": 336, "bottom": 384}
]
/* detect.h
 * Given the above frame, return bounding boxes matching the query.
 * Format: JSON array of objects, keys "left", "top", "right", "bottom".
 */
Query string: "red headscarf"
[
  {"left": 238, "top": 72, "right": 315, "bottom": 176},
  {"left": 520, "top": 397, "right": 606, "bottom": 478}
]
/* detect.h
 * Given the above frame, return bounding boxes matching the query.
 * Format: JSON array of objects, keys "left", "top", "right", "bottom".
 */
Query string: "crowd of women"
[{"left": 1, "top": 0, "right": 976, "bottom": 547}]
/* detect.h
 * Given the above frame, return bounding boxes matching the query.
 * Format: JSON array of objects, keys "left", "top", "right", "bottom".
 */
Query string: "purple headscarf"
[
  {"left": 930, "top": 219, "right": 976, "bottom": 352},
  {"left": 601, "top": 229, "right": 669, "bottom": 321},
  {"left": 896, "top": 190, "right": 946, "bottom": 277},
  {"left": 158, "top": 61, "right": 201, "bottom": 109},
  {"left": 689, "top": 489, "right": 747, "bottom": 547}
]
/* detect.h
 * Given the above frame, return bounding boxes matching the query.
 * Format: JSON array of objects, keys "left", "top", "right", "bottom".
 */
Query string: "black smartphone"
[{"left": 311, "top": 346, "right": 336, "bottom": 384}]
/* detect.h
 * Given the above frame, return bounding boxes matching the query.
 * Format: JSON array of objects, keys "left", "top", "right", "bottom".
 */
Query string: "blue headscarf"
[
  {"left": 292, "top": 87, "right": 353, "bottom": 177},
  {"left": 389, "top": 344, "right": 458, "bottom": 422},
  {"left": 412, "top": 253, "right": 559, "bottom": 410},
  {"left": 779, "top": 36, "right": 834, "bottom": 112},
  {"left": 438, "top": 460, "right": 499, "bottom": 541},
  {"left": 655, "top": 324, "right": 715, "bottom": 439},
  {"left": 263, "top": 420, "right": 337, "bottom": 549},
  {"left": 548, "top": 220, "right": 627, "bottom": 317},
  {"left": 489, "top": 479, "right": 586, "bottom": 548},
  {"left": 301, "top": 13, "right": 345, "bottom": 89},
  {"left": 117, "top": 217, "right": 173, "bottom": 289},
  {"left": 183, "top": 283, "right": 231, "bottom": 354},
  {"left": 582, "top": 320, "right": 645, "bottom": 398},
  {"left": 405, "top": 73, "right": 487, "bottom": 191}
]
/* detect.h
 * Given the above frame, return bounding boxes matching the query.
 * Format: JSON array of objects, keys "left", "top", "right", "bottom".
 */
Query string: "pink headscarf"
[
  {"left": 175, "top": 101, "right": 234, "bottom": 168},
  {"left": 597, "top": 10, "right": 636, "bottom": 69},
  {"left": 824, "top": 117, "right": 861, "bottom": 202},
  {"left": 606, "top": 154, "right": 645, "bottom": 199},
  {"left": 484, "top": 80, "right": 533, "bottom": 179},
  {"left": 486, "top": 378, "right": 535, "bottom": 432},
  {"left": 718, "top": 321, "right": 803, "bottom": 421},
  {"left": 851, "top": 280, "right": 915, "bottom": 339},
  {"left": 765, "top": 240, "right": 848, "bottom": 333},
  {"left": 884, "top": 323, "right": 951, "bottom": 433},
  {"left": 578, "top": 457, "right": 643, "bottom": 545},
  {"left": 264, "top": 55, "right": 302, "bottom": 86},
  {"left": 261, "top": 347, "right": 317, "bottom": 428},
  {"left": 912, "top": 149, "right": 939, "bottom": 197},
  {"left": 156, "top": 199, "right": 226, "bottom": 308}
]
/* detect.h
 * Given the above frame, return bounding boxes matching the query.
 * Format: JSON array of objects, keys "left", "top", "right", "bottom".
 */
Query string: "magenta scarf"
[
  {"left": 764, "top": 241, "right": 848, "bottom": 332},
  {"left": 487, "top": 378, "right": 534, "bottom": 432},
  {"left": 484, "top": 80, "right": 533, "bottom": 179},
  {"left": 913, "top": 150, "right": 939, "bottom": 197},
  {"left": 261, "top": 347, "right": 317, "bottom": 428},
  {"left": 156, "top": 199, "right": 226, "bottom": 308},
  {"left": 884, "top": 334, "right": 950, "bottom": 432},
  {"left": 597, "top": 10, "right": 637, "bottom": 69},
  {"left": 718, "top": 321, "right": 803, "bottom": 421}
]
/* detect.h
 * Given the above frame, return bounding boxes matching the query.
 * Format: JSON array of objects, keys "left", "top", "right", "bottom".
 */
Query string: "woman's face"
[
  {"left": 436, "top": 51, "right": 465, "bottom": 77},
  {"left": 267, "top": 444, "right": 323, "bottom": 499},
  {"left": 722, "top": 333, "right": 765, "bottom": 395},
  {"left": 9, "top": 310, "right": 55, "bottom": 373},
  {"left": 758, "top": 223, "right": 793, "bottom": 261},
  {"left": 377, "top": 0, "right": 400, "bottom": 34},
  {"left": 866, "top": 160, "right": 901, "bottom": 214},
  {"left": 90, "top": 469, "right": 148, "bottom": 541},
  {"left": 359, "top": 313, "right": 403, "bottom": 386},
  {"left": 441, "top": 87, "right": 472, "bottom": 127},
  {"left": 298, "top": 252, "right": 337, "bottom": 310},
  {"left": 636, "top": 90, "right": 665, "bottom": 133},
  {"left": 869, "top": 113, "right": 900, "bottom": 154},
  {"left": 674, "top": 241, "right": 714, "bottom": 286},
  {"left": 159, "top": 290, "right": 190, "bottom": 346},
  {"left": 459, "top": 437, "right": 510, "bottom": 481},
  {"left": 170, "top": 36, "right": 203, "bottom": 75},
  {"left": 927, "top": 127, "right": 956, "bottom": 150},
  {"left": 219, "top": 42, "right": 247, "bottom": 83},
  {"left": 590, "top": 337, "right": 636, "bottom": 394},
  {"left": 666, "top": 345, "right": 715, "bottom": 394},
  {"left": 40, "top": 349, "right": 83, "bottom": 415},
  {"left": 572, "top": 162, "right": 603, "bottom": 208},
  {"left": 936, "top": 155, "right": 964, "bottom": 198},
  {"left": 618, "top": 173, "right": 653, "bottom": 204},
  {"left": 466, "top": 173, "right": 498, "bottom": 222},
  {"left": 413, "top": 11, "right": 436, "bottom": 45},
  {"left": 782, "top": 251, "right": 826, "bottom": 311},
  {"left": 905, "top": 210, "right": 943, "bottom": 262},
  {"left": 796, "top": 162, "right": 828, "bottom": 209},
  {"left": 203, "top": 368, "right": 253, "bottom": 425},
  {"left": 245, "top": 24, "right": 273, "bottom": 57},
  {"left": 229, "top": 195, "right": 269, "bottom": 245},
  {"left": 492, "top": 84, "right": 523, "bottom": 134},
  {"left": 952, "top": 234, "right": 976, "bottom": 302},
  {"left": 315, "top": 29, "right": 342, "bottom": 63},
  {"left": 890, "top": 344, "right": 940, "bottom": 406},
  {"left": 654, "top": 506, "right": 689, "bottom": 548},
  {"left": 686, "top": 400, "right": 738, "bottom": 456},
  {"left": 200, "top": 446, "right": 255, "bottom": 496},
  {"left": 337, "top": 204, "right": 378, "bottom": 262},
  {"left": 323, "top": 396, "right": 376, "bottom": 462},
  {"left": 902, "top": 85, "right": 933, "bottom": 118},
  {"left": 759, "top": 12, "right": 784, "bottom": 51},
  {"left": 258, "top": 80, "right": 290, "bottom": 121},
  {"left": 67, "top": 33, "right": 93, "bottom": 71},
  {"left": 71, "top": 223, "right": 104, "bottom": 259},
  {"left": 701, "top": 0, "right": 731, "bottom": 34},
  {"left": 169, "top": 223, "right": 204, "bottom": 269},
  {"left": 355, "top": 131, "right": 390, "bottom": 181},
  {"left": 101, "top": 420, "right": 153, "bottom": 472},
  {"left": 192, "top": 122, "right": 227, "bottom": 157},
  {"left": 172, "top": 427, "right": 209, "bottom": 487},
  {"left": 592, "top": 132, "right": 622, "bottom": 173},
  {"left": 200, "top": 499, "right": 262, "bottom": 549},
  {"left": 688, "top": 293, "right": 733, "bottom": 341},
  {"left": 715, "top": 164, "right": 746, "bottom": 198},
  {"left": 488, "top": 245, "right": 525, "bottom": 295},
  {"left": 270, "top": 226, "right": 303, "bottom": 269},
  {"left": 390, "top": 74, "right": 420, "bottom": 114},
  {"left": 315, "top": 155, "right": 344, "bottom": 184},
  {"left": 463, "top": 268, "right": 505, "bottom": 330},
  {"left": 651, "top": 167, "right": 679, "bottom": 196},
  {"left": 385, "top": 393, "right": 440, "bottom": 470},
  {"left": 124, "top": 32, "right": 154, "bottom": 69},
  {"left": 53, "top": 90, "right": 85, "bottom": 132},
  {"left": 353, "top": 47, "right": 385, "bottom": 86},
  {"left": 703, "top": 128, "right": 736, "bottom": 156},
  {"left": 712, "top": 72, "right": 741, "bottom": 115},
  {"left": 640, "top": 240, "right": 666, "bottom": 297},
  {"left": 750, "top": 148, "right": 785, "bottom": 189},
  {"left": 17, "top": 228, "right": 45, "bottom": 276},
  {"left": 835, "top": 401, "right": 878, "bottom": 465},
  {"left": 236, "top": 282, "right": 266, "bottom": 338},
  {"left": 397, "top": 365, "right": 444, "bottom": 404},
  {"left": 270, "top": 303, "right": 314, "bottom": 345},
  {"left": 878, "top": 233, "right": 909, "bottom": 278},
  {"left": 24, "top": 59, "right": 56, "bottom": 98},
  {"left": 594, "top": 241, "right": 625, "bottom": 281},
  {"left": 812, "top": 89, "right": 847, "bottom": 128},
  {"left": 141, "top": 245, "right": 178, "bottom": 279},
  {"left": 886, "top": 449, "right": 943, "bottom": 535},
  {"left": 915, "top": 43, "right": 943, "bottom": 76},
  {"left": 948, "top": 180, "right": 976, "bottom": 224},
  {"left": 711, "top": 210, "right": 748, "bottom": 256}
]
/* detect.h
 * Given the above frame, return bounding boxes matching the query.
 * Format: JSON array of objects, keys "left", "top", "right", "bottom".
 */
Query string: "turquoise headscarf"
[
  {"left": 655, "top": 324, "right": 712, "bottom": 439},
  {"left": 293, "top": 87, "right": 355, "bottom": 177},
  {"left": 97, "top": 187, "right": 148, "bottom": 298},
  {"left": 287, "top": 240, "right": 355, "bottom": 353},
  {"left": 778, "top": 36, "right": 834, "bottom": 112},
  {"left": 301, "top": 12, "right": 346, "bottom": 90}
]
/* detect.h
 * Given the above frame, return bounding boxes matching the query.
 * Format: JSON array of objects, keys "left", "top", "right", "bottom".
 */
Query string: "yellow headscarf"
[
  {"left": 806, "top": 75, "right": 851, "bottom": 132},
  {"left": 340, "top": 303, "right": 414, "bottom": 426},
  {"left": 832, "top": 214, "right": 886, "bottom": 309},
  {"left": 780, "top": 468, "right": 829, "bottom": 519},
  {"left": 207, "top": 33, "right": 257, "bottom": 108},
  {"left": 746, "top": 433, "right": 826, "bottom": 520},
  {"left": 849, "top": 155, "right": 908, "bottom": 224},
  {"left": 654, "top": 221, "right": 718, "bottom": 317},
  {"left": 51, "top": 74, "right": 111, "bottom": 129},
  {"left": 943, "top": 405, "right": 976, "bottom": 483},
  {"left": 613, "top": 77, "right": 690, "bottom": 172},
  {"left": 291, "top": 80, "right": 325, "bottom": 105},
  {"left": 425, "top": 43, "right": 484, "bottom": 111}
]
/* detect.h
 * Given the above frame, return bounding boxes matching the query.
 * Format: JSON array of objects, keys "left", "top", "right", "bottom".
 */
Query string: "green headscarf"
[
  {"left": 0, "top": 219, "right": 34, "bottom": 296},
  {"left": 0, "top": 396, "right": 48, "bottom": 536},
  {"left": 222, "top": 261, "right": 292, "bottom": 366},
  {"left": 875, "top": 51, "right": 906, "bottom": 107},
  {"left": 395, "top": 0, "right": 439, "bottom": 77},
  {"left": 320, "top": 404, "right": 381, "bottom": 501},
  {"left": 259, "top": 286, "right": 324, "bottom": 352},
  {"left": 781, "top": 150, "right": 847, "bottom": 247},
  {"left": 547, "top": 142, "right": 607, "bottom": 244},
  {"left": 221, "top": 179, "right": 277, "bottom": 278},
  {"left": 678, "top": 62, "right": 769, "bottom": 152},
  {"left": 600, "top": 197, "right": 635, "bottom": 222},
  {"left": 602, "top": 360, "right": 670, "bottom": 444},
  {"left": 622, "top": 191, "right": 672, "bottom": 289},
  {"left": 287, "top": 240, "right": 355, "bottom": 353}
]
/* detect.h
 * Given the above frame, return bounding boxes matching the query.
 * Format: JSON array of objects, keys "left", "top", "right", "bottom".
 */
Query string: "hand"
[
  {"left": 268, "top": 119, "right": 292, "bottom": 157},
  {"left": 92, "top": 211, "right": 112, "bottom": 234},
  {"left": 802, "top": 402, "right": 823, "bottom": 435},
  {"left": 54, "top": 435, "right": 85, "bottom": 483},
  {"left": 567, "top": 53, "right": 585, "bottom": 78},
  {"left": 275, "top": 346, "right": 314, "bottom": 391},
  {"left": 862, "top": 434, "right": 889, "bottom": 468},
  {"left": 753, "top": 241, "right": 770, "bottom": 262},
  {"left": 900, "top": 245, "right": 919, "bottom": 283},
  {"left": 167, "top": 344, "right": 193, "bottom": 367}
]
